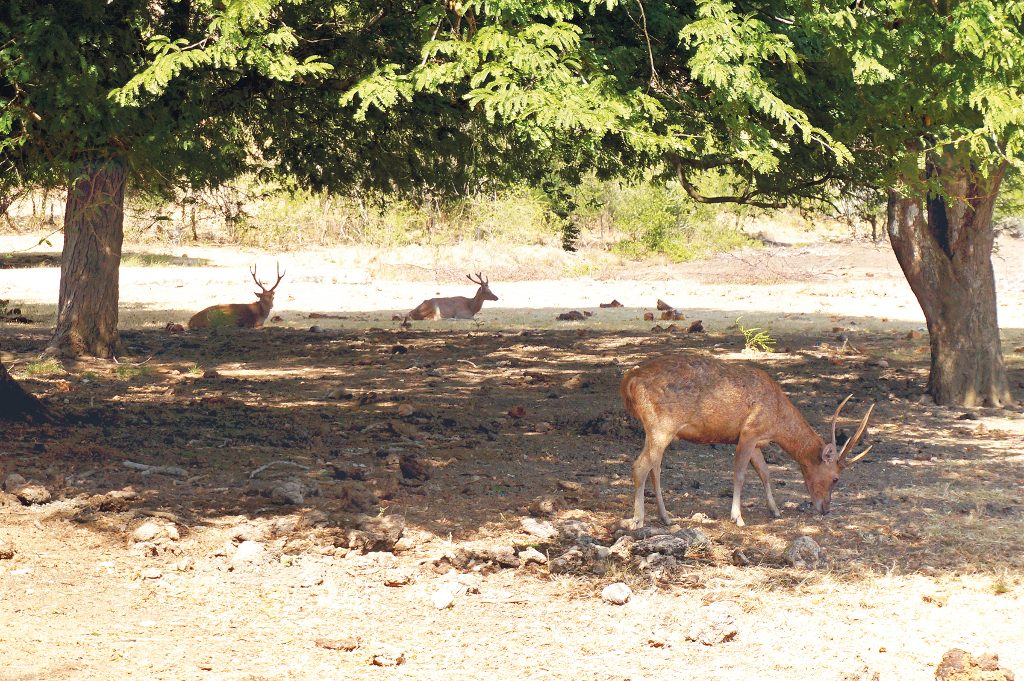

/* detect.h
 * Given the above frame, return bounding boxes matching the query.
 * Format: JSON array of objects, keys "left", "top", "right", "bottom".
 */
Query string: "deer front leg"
[
  {"left": 628, "top": 431, "right": 673, "bottom": 530},
  {"left": 730, "top": 441, "right": 758, "bottom": 526},
  {"left": 749, "top": 448, "right": 781, "bottom": 519}
]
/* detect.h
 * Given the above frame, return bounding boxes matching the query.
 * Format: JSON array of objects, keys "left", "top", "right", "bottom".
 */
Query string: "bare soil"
[{"left": 1, "top": 232, "right": 1023, "bottom": 681}]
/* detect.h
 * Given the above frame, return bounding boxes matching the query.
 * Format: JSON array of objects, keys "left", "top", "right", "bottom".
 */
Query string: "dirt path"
[{"left": 1, "top": 234, "right": 1022, "bottom": 680}]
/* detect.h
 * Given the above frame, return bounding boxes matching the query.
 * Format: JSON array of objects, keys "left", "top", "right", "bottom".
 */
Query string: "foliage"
[{"left": 736, "top": 318, "right": 776, "bottom": 353}]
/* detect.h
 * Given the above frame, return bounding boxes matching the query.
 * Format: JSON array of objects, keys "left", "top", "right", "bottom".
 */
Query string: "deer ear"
[{"left": 820, "top": 443, "right": 839, "bottom": 464}]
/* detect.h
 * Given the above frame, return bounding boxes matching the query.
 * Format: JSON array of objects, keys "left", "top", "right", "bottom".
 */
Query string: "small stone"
[
  {"left": 326, "top": 387, "right": 354, "bottom": 400},
  {"left": 432, "top": 583, "right": 461, "bottom": 609},
  {"left": 132, "top": 521, "right": 179, "bottom": 543},
  {"left": 731, "top": 549, "right": 751, "bottom": 566},
  {"left": 686, "top": 601, "right": 739, "bottom": 645},
  {"left": 935, "top": 649, "right": 1013, "bottom": 681},
  {"left": 557, "top": 480, "right": 581, "bottom": 492},
  {"left": 271, "top": 480, "right": 305, "bottom": 505},
  {"left": 534, "top": 421, "right": 554, "bottom": 433},
  {"left": 868, "top": 358, "right": 890, "bottom": 368},
  {"left": 609, "top": 535, "right": 635, "bottom": 561},
  {"left": 13, "top": 483, "right": 51, "bottom": 505},
  {"left": 601, "top": 582, "right": 632, "bottom": 605},
  {"left": 783, "top": 535, "right": 827, "bottom": 569},
  {"left": 632, "top": 535, "right": 693, "bottom": 558},
  {"left": 3, "top": 473, "right": 27, "bottom": 491},
  {"left": 371, "top": 647, "right": 406, "bottom": 667},
  {"left": 643, "top": 312, "right": 655, "bottom": 321},
  {"left": 520, "top": 517, "right": 558, "bottom": 541},
  {"left": 174, "top": 557, "right": 194, "bottom": 572},
  {"left": 231, "top": 540, "right": 266, "bottom": 566},
  {"left": 517, "top": 547, "right": 547, "bottom": 565},
  {"left": 316, "top": 637, "right": 359, "bottom": 651},
  {"left": 686, "top": 320, "right": 705, "bottom": 333},
  {"left": 309, "top": 325, "right": 324, "bottom": 333},
  {"left": 384, "top": 570, "right": 413, "bottom": 587},
  {"left": 396, "top": 403, "right": 414, "bottom": 417},
  {"left": 140, "top": 567, "right": 162, "bottom": 580},
  {"left": 0, "top": 537, "right": 15, "bottom": 560},
  {"left": 957, "top": 412, "right": 980, "bottom": 421},
  {"left": 229, "top": 524, "right": 269, "bottom": 543}
]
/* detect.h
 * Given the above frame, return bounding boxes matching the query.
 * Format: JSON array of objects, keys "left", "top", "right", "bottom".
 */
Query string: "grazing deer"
[
  {"left": 188, "top": 263, "right": 285, "bottom": 330},
  {"left": 620, "top": 352, "right": 874, "bottom": 527},
  {"left": 407, "top": 272, "right": 498, "bottom": 320}
]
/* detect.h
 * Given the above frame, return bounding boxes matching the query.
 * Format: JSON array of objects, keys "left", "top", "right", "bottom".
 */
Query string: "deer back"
[
  {"left": 188, "top": 297, "right": 272, "bottom": 329},
  {"left": 621, "top": 352, "right": 819, "bottom": 449}
]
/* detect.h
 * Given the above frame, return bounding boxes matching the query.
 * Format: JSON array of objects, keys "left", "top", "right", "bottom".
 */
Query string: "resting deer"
[
  {"left": 188, "top": 263, "right": 285, "bottom": 330},
  {"left": 407, "top": 272, "right": 498, "bottom": 320},
  {"left": 620, "top": 352, "right": 874, "bottom": 527}
]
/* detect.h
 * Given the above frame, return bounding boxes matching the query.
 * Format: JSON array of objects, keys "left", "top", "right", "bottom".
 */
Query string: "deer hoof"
[
  {"left": 617, "top": 517, "right": 643, "bottom": 532},
  {"left": 731, "top": 514, "right": 746, "bottom": 527}
]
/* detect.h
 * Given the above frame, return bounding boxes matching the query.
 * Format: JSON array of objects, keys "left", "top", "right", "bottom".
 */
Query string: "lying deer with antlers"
[
  {"left": 188, "top": 263, "right": 285, "bottom": 330},
  {"left": 620, "top": 352, "right": 874, "bottom": 527},
  {"left": 407, "top": 272, "right": 498, "bottom": 320}
]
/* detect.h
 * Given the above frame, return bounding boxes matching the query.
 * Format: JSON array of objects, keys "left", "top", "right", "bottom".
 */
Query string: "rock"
[
  {"left": 271, "top": 480, "right": 305, "bottom": 505},
  {"left": 140, "top": 567, "right": 162, "bottom": 580},
  {"left": 452, "top": 541, "right": 521, "bottom": 569},
  {"left": 557, "top": 310, "right": 587, "bottom": 321},
  {"left": 396, "top": 403, "right": 415, "bottom": 417},
  {"left": 868, "top": 358, "right": 890, "bottom": 368},
  {"left": 783, "top": 535, "right": 827, "bottom": 569},
  {"left": 528, "top": 495, "right": 562, "bottom": 516},
  {"left": 231, "top": 540, "right": 266, "bottom": 566},
  {"left": 935, "top": 649, "right": 1014, "bottom": 681},
  {"left": 601, "top": 582, "right": 632, "bottom": 605},
  {"left": 557, "top": 479, "right": 582, "bottom": 492},
  {"left": 371, "top": 646, "right": 406, "bottom": 667},
  {"left": 520, "top": 517, "right": 559, "bottom": 541},
  {"left": 383, "top": 570, "right": 414, "bottom": 587},
  {"left": 518, "top": 547, "right": 547, "bottom": 565},
  {"left": 0, "top": 537, "right": 14, "bottom": 560},
  {"left": 3, "top": 473, "right": 27, "bottom": 491},
  {"left": 686, "top": 320, "right": 705, "bottom": 333},
  {"left": 554, "top": 518, "right": 594, "bottom": 542},
  {"left": 131, "top": 521, "right": 179, "bottom": 544},
  {"left": 229, "top": 523, "right": 269, "bottom": 543},
  {"left": 202, "top": 369, "right": 219, "bottom": 379},
  {"left": 632, "top": 535, "right": 692, "bottom": 558},
  {"left": 432, "top": 583, "right": 462, "bottom": 609},
  {"left": 637, "top": 553, "right": 678, "bottom": 576},
  {"left": 561, "top": 374, "right": 589, "bottom": 390},
  {"left": 608, "top": 535, "right": 635, "bottom": 561},
  {"left": 686, "top": 601, "right": 739, "bottom": 645},
  {"left": 599, "top": 300, "right": 624, "bottom": 308},
  {"left": 549, "top": 547, "right": 588, "bottom": 575},
  {"left": 399, "top": 454, "right": 430, "bottom": 481},
  {"left": 643, "top": 312, "right": 655, "bottom": 321},
  {"left": 309, "top": 325, "right": 324, "bottom": 333},
  {"left": 13, "top": 483, "right": 51, "bottom": 505},
  {"left": 345, "top": 515, "right": 406, "bottom": 554},
  {"left": 326, "top": 387, "right": 354, "bottom": 400},
  {"left": 316, "top": 637, "right": 359, "bottom": 651},
  {"left": 839, "top": 666, "right": 880, "bottom": 681},
  {"left": 731, "top": 549, "right": 751, "bottom": 566}
]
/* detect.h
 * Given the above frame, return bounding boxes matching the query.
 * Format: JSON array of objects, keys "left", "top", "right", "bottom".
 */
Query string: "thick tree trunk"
[
  {"left": 0, "top": 358, "right": 51, "bottom": 422},
  {"left": 887, "top": 161, "right": 1014, "bottom": 407},
  {"left": 48, "top": 157, "right": 127, "bottom": 358}
]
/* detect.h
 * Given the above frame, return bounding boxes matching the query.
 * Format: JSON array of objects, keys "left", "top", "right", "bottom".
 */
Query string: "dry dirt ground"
[{"left": 1, "top": 231, "right": 1023, "bottom": 681}]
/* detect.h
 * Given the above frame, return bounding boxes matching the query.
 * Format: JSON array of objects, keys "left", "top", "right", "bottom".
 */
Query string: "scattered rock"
[
  {"left": 371, "top": 646, "right": 406, "bottom": 667},
  {"left": 957, "top": 412, "right": 980, "bottom": 421},
  {"left": 345, "top": 515, "right": 406, "bottom": 554},
  {"left": 868, "top": 358, "right": 890, "bottom": 368},
  {"left": 451, "top": 541, "right": 521, "bottom": 569},
  {"left": 839, "top": 665, "right": 880, "bottom": 681},
  {"left": 520, "top": 517, "right": 559, "bottom": 541},
  {"left": 608, "top": 535, "right": 635, "bottom": 561},
  {"left": 731, "top": 549, "right": 751, "bottom": 566},
  {"left": 631, "top": 535, "right": 693, "bottom": 558},
  {"left": 637, "top": 552, "right": 678, "bottom": 576},
  {"left": 549, "top": 547, "right": 588, "bottom": 575},
  {"left": 783, "top": 535, "right": 827, "bottom": 569},
  {"left": 325, "top": 387, "right": 354, "bottom": 400},
  {"left": 557, "top": 310, "right": 588, "bottom": 321},
  {"left": 202, "top": 369, "right": 219, "bottom": 379},
  {"left": 383, "top": 570, "right": 414, "bottom": 587},
  {"left": 906, "top": 329, "right": 925, "bottom": 340},
  {"left": 229, "top": 523, "right": 269, "bottom": 543},
  {"left": 601, "top": 582, "right": 632, "bottom": 605},
  {"left": 396, "top": 403, "right": 415, "bottom": 417},
  {"left": 132, "top": 521, "right": 180, "bottom": 544},
  {"left": 432, "top": 583, "right": 462, "bottom": 609},
  {"left": 599, "top": 300, "right": 624, "bottom": 308},
  {"left": 271, "top": 480, "right": 306, "bottom": 506},
  {"left": 656, "top": 299, "right": 674, "bottom": 311},
  {"left": 399, "top": 454, "right": 430, "bottom": 481},
  {"left": 557, "top": 479, "right": 582, "bottom": 492},
  {"left": 309, "top": 325, "right": 324, "bottom": 333},
  {"left": 164, "top": 322, "right": 185, "bottom": 334},
  {"left": 686, "top": 320, "right": 705, "bottom": 333},
  {"left": 316, "top": 637, "right": 359, "bottom": 651},
  {"left": 140, "top": 567, "right": 163, "bottom": 580},
  {"left": 0, "top": 537, "right": 14, "bottom": 560},
  {"left": 935, "top": 649, "right": 1014, "bottom": 681},
  {"left": 643, "top": 312, "right": 655, "bottom": 321},
  {"left": 508, "top": 405, "right": 527, "bottom": 419},
  {"left": 12, "top": 483, "right": 51, "bottom": 505},
  {"left": 230, "top": 540, "right": 266, "bottom": 566},
  {"left": 2, "top": 473, "right": 27, "bottom": 491},
  {"left": 517, "top": 547, "right": 547, "bottom": 565},
  {"left": 685, "top": 601, "right": 739, "bottom": 646},
  {"left": 561, "top": 374, "right": 590, "bottom": 390}
]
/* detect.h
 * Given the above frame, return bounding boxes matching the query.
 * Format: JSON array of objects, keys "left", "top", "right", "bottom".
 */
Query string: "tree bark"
[
  {"left": 887, "top": 160, "right": 1014, "bottom": 407},
  {"left": 0, "top": 358, "right": 51, "bottom": 422},
  {"left": 48, "top": 157, "right": 127, "bottom": 358}
]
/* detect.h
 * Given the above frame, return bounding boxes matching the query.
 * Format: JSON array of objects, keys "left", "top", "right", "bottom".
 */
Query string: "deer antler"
[
  {"left": 250, "top": 265, "right": 266, "bottom": 292},
  {"left": 467, "top": 272, "right": 486, "bottom": 286},
  {"left": 830, "top": 396, "right": 875, "bottom": 467},
  {"left": 269, "top": 261, "right": 285, "bottom": 292}
]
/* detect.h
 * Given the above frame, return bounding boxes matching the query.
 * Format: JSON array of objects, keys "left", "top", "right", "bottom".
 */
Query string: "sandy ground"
[{"left": 1, "top": 231, "right": 1022, "bottom": 681}]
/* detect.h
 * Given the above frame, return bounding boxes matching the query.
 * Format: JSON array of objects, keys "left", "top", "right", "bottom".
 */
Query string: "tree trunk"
[
  {"left": 0, "top": 358, "right": 51, "bottom": 422},
  {"left": 887, "top": 160, "right": 1014, "bottom": 407},
  {"left": 48, "top": 157, "right": 127, "bottom": 358}
]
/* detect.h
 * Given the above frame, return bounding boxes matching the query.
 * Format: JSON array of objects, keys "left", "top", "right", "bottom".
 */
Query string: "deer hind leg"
[
  {"left": 629, "top": 428, "right": 674, "bottom": 529},
  {"left": 730, "top": 440, "right": 760, "bottom": 527},
  {"left": 749, "top": 448, "right": 781, "bottom": 519}
]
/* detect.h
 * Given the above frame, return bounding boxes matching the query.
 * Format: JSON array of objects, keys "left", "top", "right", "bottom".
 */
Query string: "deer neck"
[
  {"left": 257, "top": 296, "right": 274, "bottom": 319},
  {"left": 470, "top": 288, "right": 486, "bottom": 314},
  {"left": 774, "top": 401, "right": 826, "bottom": 467}
]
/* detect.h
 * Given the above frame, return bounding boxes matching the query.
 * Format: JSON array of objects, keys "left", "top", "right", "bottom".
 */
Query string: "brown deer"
[
  {"left": 620, "top": 352, "right": 874, "bottom": 527},
  {"left": 407, "top": 272, "right": 498, "bottom": 320},
  {"left": 188, "top": 263, "right": 285, "bottom": 330}
]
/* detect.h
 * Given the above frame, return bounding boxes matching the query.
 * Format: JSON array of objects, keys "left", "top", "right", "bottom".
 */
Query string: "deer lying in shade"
[
  {"left": 407, "top": 272, "right": 498, "bottom": 320},
  {"left": 620, "top": 352, "right": 874, "bottom": 527},
  {"left": 188, "top": 263, "right": 285, "bottom": 330}
]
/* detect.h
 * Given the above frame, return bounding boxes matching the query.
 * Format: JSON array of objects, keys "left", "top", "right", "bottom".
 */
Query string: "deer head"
[
  {"left": 252, "top": 262, "right": 285, "bottom": 305},
  {"left": 804, "top": 395, "right": 875, "bottom": 514},
  {"left": 467, "top": 272, "right": 498, "bottom": 301}
]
